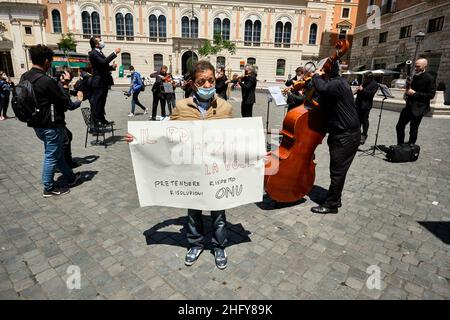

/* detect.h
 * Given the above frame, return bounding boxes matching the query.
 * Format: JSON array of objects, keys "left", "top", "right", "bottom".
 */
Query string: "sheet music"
[{"left": 268, "top": 87, "right": 287, "bottom": 106}]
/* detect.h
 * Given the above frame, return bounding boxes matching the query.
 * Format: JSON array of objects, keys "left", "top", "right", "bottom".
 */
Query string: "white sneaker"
[
  {"left": 144, "top": 108, "right": 148, "bottom": 115},
  {"left": 127, "top": 113, "right": 134, "bottom": 117}
]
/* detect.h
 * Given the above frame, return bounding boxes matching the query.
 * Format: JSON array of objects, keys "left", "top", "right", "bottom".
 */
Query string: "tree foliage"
[
  {"left": 57, "top": 32, "right": 77, "bottom": 52},
  {"left": 198, "top": 33, "right": 236, "bottom": 57}
]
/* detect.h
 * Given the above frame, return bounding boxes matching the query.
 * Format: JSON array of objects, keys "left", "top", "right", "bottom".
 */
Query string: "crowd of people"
[{"left": 8, "top": 36, "right": 437, "bottom": 270}]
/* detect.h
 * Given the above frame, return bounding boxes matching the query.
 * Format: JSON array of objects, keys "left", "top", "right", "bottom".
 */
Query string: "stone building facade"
[
  {"left": 350, "top": 0, "right": 450, "bottom": 85},
  {"left": 0, "top": 0, "right": 360, "bottom": 82}
]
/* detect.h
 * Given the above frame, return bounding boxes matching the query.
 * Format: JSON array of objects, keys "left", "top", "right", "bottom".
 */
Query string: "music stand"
[
  {"left": 266, "top": 95, "right": 273, "bottom": 151},
  {"left": 360, "top": 83, "right": 394, "bottom": 157},
  {"left": 266, "top": 87, "right": 287, "bottom": 151}
]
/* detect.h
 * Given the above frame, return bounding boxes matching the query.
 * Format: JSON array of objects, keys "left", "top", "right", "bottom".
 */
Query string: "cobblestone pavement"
[{"left": 0, "top": 88, "right": 449, "bottom": 300}]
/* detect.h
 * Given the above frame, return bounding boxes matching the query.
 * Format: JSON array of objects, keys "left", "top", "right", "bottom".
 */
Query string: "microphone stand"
[{"left": 360, "top": 83, "right": 394, "bottom": 157}]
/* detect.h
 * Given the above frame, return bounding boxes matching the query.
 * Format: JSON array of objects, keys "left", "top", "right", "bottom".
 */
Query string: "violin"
[
  {"left": 282, "top": 76, "right": 312, "bottom": 95},
  {"left": 264, "top": 39, "right": 350, "bottom": 202}
]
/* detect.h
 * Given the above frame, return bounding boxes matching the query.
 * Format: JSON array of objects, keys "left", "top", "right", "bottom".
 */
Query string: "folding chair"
[{"left": 81, "top": 107, "right": 108, "bottom": 148}]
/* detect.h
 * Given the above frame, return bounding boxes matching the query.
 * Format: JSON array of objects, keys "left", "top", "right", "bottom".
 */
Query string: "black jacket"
[
  {"left": 285, "top": 75, "right": 300, "bottom": 87},
  {"left": 240, "top": 75, "right": 257, "bottom": 104},
  {"left": 150, "top": 71, "right": 166, "bottom": 94},
  {"left": 312, "top": 74, "right": 360, "bottom": 133},
  {"left": 406, "top": 71, "right": 436, "bottom": 117},
  {"left": 88, "top": 49, "right": 117, "bottom": 88},
  {"left": 355, "top": 78, "right": 378, "bottom": 110},
  {"left": 20, "top": 67, "right": 70, "bottom": 128},
  {"left": 215, "top": 75, "right": 228, "bottom": 100}
]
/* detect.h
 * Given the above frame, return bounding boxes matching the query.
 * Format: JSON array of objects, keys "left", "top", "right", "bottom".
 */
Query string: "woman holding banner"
[{"left": 127, "top": 60, "right": 232, "bottom": 269}]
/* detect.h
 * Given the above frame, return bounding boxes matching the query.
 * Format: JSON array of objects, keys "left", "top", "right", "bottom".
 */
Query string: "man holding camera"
[
  {"left": 20, "top": 45, "right": 82, "bottom": 197},
  {"left": 88, "top": 37, "right": 120, "bottom": 127}
]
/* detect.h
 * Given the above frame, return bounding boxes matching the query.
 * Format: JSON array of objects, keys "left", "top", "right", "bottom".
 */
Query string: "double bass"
[{"left": 264, "top": 39, "right": 350, "bottom": 202}]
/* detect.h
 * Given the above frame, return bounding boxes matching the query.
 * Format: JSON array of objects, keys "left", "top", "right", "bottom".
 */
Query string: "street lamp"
[
  {"left": 413, "top": 31, "right": 425, "bottom": 69},
  {"left": 190, "top": 4, "right": 195, "bottom": 71}
]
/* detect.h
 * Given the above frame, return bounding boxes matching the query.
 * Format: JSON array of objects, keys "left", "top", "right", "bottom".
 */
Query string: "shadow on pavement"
[
  {"left": 417, "top": 221, "right": 450, "bottom": 244},
  {"left": 55, "top": 170, "right": 98, "bottom": 187},
  {"left": 256, "top": 194, "right": 306, "bottom": 210},
  {"left": 307, "top": 185, "right": 329, "bottom": 205},
  {"left": 104, "top": 135, "right": 126, "bottom": 145},
  {"left": 143, "top": 216, "right": 252, "bottom": 250},
  {"left": 72, "top": 155, "right": 100, "bottom": 165}
]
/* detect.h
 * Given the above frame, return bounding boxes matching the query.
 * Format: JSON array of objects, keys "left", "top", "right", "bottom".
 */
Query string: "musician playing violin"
[
  {"left": 237, "top": 64, "right": 257, "bottom": 117},
  {"left": 311, "top": 61, "right": 360, "bottom": 214},
  {"left": 285, "top": 67, "right": 306, "bottom": 111},
  {"left": 150, "top": 65, "right": 168, "bottom": 120}
]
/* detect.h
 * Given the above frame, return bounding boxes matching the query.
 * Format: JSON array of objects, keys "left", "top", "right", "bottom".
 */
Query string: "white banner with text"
[{"left": 128, "top": 118, "right": 266, "bottom": 210}]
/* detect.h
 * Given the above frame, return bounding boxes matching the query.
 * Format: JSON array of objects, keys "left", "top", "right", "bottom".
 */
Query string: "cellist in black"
[{"left": 311, "top": 61, "right": 360, "bottom": 214}]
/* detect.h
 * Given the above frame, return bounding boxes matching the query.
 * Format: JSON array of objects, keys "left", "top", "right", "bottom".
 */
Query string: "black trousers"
[
  {"left": 90, "top": 86, "right": 109, "bottom": 122},
  {"left": 396, "top": 107, "right": 423, "bottom": 145},
  {"left": 325, "top": 129, "right": 360, "bottom": 208},
  {"left": 287, "top": 93, "right": 305, "bottom": 111},
  {"left": 241, "top": 103, "right": 254, "bottom": 117},
  {"left": 63, "top": 127, "right": 73, "bottom": 165},
  {"left": 187, "top": 209, "right": 227, "bottom": 249},
  {"left": 0, "top": 93, "right": 9, "bottom": 117},
  {"left": 151, "top": 92, "right": 166, "bottom": 119},
  {"left": 166, "top": 93, "right": 176, "bottom": 115},
  {"left": 356, "top": 106, "right": 371, "bottom": 137}
]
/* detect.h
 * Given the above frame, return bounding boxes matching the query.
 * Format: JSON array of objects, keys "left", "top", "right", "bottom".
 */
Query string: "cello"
[{"left": 264, "top": 39, "right": 350, "bottom": 202}]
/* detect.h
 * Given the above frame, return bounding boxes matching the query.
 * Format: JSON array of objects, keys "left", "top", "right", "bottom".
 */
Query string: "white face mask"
[{"left": 99, "top": 41, "right": 105, "bottom": 49}]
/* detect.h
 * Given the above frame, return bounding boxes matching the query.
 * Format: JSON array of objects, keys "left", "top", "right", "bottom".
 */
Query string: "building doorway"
[
  {"left": 0, "top": 51, "right": 14, "bottom": 77},
  {"left": 182, "top": 51, "right": 198, "bottom": 76}
]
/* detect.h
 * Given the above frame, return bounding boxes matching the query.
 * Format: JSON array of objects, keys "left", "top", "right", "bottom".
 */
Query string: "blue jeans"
[
  {"left": 131, "top": 90, "right": 146, "bottom": 114},
  {"left": 34, "top": 127, "right": 75, "bottom": 191}
]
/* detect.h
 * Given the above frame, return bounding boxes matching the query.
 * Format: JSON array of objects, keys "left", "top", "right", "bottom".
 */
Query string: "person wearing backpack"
[
  {"left": 127, "top": 65, "right": 148, "bottom": 117},
  {"left": 16, "top": 45, "right": 82, "bottom": 197}
]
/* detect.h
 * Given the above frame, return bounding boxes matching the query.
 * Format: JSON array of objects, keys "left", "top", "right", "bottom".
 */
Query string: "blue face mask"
[{"left": 196, "top": 86, "right": 216, "bottom": 100}]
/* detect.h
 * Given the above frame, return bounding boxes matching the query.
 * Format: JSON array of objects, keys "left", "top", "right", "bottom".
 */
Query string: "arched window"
[
  {"left": 216, "top": 56, "right": 225, "bottom": 68},
  {"left": 158, "top": 16, "right": 166, "bottom": 42},
  {"left": 154, "top": 54, "right": 163, "bottom": 71},
  {"left": 52, "top": 10, "right": 62, "bottom": 34},
  {"left": 253, "top": 20, "right": 261, "bottom": 46},
  {"left": 275, "top": 22, "right": 283, "bottom": 47},
  {"left": 82, "top": 11, "right": 92, "bottom": 39},
  {"left": 276, "top": 59, "right": 286, "bottom": 76},
  {"left": 245, "top": 19, "right": 261, "bottom": 46},
  {"left": 125, "top": 13, "right": 134, "bottom": 41},
  {"left": 116, "top": 13, "right": 125, "bottom": 40},
  {"left": 82, "top": 10, "right": 101, "bottom": 39},
  {"left": 121, "top": 52, "right": 131, "bottom": 70},
  {"left": 247, "top": 57, "right": 256, "bottom": 66},
  {"left": 213, "top": 18, "right": 231, "bottom": 41},
  {"left": 244, "top": 20, "right": 253, "bottom": 46},
  {"left": 92, "top": 12, "right": 101, "bottom": 36},
  {"left": 149, "top": 15, "right": 157, "bottom": 41},
  {"left": 213, "top": 18, "right": 221, "bottom": 37},
  {"left": 309, "top": 23, "right": 317, "bottom": 45},
  {"left": 181, "top": 16, "right": 190, "bottom": 38},
  {"left": 181, "top": 16, "right": 198, "bottom": 38},
  {"left": 283, "top": 22, "right": 291, "bottom": 48},
  {"left": 222, "top": 18, "right": 230, "bottom": 40}
]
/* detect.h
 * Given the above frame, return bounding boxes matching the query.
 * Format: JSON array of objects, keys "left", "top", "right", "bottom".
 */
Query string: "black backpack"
[
  {"left": 11, "top": 73, "right": 45, "bottom": 122},
  {"left": 386, "top": 144, "right": 420, "bottom": 163}
]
